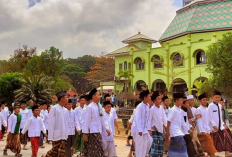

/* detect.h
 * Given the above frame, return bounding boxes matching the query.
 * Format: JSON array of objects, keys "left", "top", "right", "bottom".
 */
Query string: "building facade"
[{"left": 106, "top": 0, "right": 232, "bottom": 94}]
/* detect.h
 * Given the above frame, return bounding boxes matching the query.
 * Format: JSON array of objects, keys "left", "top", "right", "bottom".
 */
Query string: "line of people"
[
  {"left": 129, "top": 90, "right": 232, "bottom": 157},
  {"left": 0, "top": 88, "right": 120, "bottom": 157}
]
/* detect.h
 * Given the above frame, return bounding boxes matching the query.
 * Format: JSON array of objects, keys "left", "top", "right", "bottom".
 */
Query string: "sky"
[{"left": 0, "top": 0, "right": 182, "bottom": 60}]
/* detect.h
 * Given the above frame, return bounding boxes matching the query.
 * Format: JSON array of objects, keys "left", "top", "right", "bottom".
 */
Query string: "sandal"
[
  {"left": 15, "top": 154, "right": 22, "bottom": 157},
  {"left": 40, "top": 145, "right": 45, "bottom": 148},
  {"left": 3, "top": 149, "right": 7, "bottom": 155}
]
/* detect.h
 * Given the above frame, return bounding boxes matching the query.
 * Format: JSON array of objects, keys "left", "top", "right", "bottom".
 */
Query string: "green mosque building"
[{"left": 103, "top": 0, "right": 232, "bottom": 94}]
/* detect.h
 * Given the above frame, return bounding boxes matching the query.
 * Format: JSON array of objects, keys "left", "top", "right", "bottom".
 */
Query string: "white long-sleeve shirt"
[
  {"left": 21, "top": 116, "right": 46, "bottom": 137},
  {"left": 41, "top": 110, "right": 49, "bottom": 130},
  {"left": 196, "top": 105, "right": 211, "bottom": 134},
  {"left": 150, "top": 105, "right": 167, "bottom": 133},
  {"left": 65, "top": 109, "right": 80, "bottom": 136},
  {"left": 110, "top": 107, "right": 118, "bottom": 135},
  {"left": 8, "top": 114, "right": 20, "bottom": 133},
  {"left": 75, "top": 105, "right": 86, "bottom": 130},
  {"left": 80, "top": 105, "right": 88, "bottom": 130},
  {"left": 27, "top": 109, "right": 33, "bottom": 119},
  {"left": 167, "top": 105, "right": 185, "bottom": 137},
  {"left": 131, "top": 102, "right": 151, "bottom": 134},
  {"left": 181, "top": 110, "right": 192, "bottom": 135},
  {"left": 48, "top": 104, "right": 68, "bottom": 141},
  {"left": 82, "top": 102, "right": 109, "bottom": 134},
  {"left": 208, "top": 102, "right": 225, "bottom": 131},
  {"left": 1, "top": 108, "right": 9, "bottom": 121},
  {"left": 0, "top": 112, "right": 7, "bottom": 130},
  {"left": 102, "top": 111, "right": 114, "bottom": 142},
  {"left": 20, "top": 108, "right": 29, "bottom": 129}
]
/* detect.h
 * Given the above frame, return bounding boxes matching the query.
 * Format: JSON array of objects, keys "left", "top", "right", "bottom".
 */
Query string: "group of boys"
[
  {"left": 0, "top": 88, "right": 119, "bottom": 157},
  {"left": 130, "top": 90, "right": 232, "bottom": 157}
]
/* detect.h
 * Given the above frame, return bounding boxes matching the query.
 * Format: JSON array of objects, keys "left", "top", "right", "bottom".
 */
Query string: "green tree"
[
  {"left": 53, "top": 78, "right": 76, "bottom": 94},
  {"left": 205, "top": 32, "right": 232, "bottom": 96},
  {"left": 118, "top": 70, "right": 134, "bottom": 92},
  {"left": 14, "top": 72, "right": 53, "bottom": 104},
  {"left": 39, "top": 47, "right": 65, "bottom": 78},
  {"left": 0, "top": 73, "right": 21, "bottom": 107}
]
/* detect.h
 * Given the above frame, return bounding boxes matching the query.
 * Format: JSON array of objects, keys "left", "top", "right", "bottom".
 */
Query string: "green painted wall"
[{"left": 114, "top": 30, "right": 232, "bottom": 93}]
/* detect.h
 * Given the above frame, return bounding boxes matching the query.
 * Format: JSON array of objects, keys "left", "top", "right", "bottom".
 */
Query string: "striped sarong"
[
  {"left": 211, "top": 129, "right": 232, "bottom": 152},
  {"left": 150, "top": 130, "right": 164, "bottom": 157},
  {"left": 5, "top": 133, "right": 21, "bottom": 154},
  {"left": 45, "top": 140, "right": 66, "bottom": 157},
  {"left": 85, "top": 133, "right": 104, "bottom": 157},
  {"left": 168, "top": 136, "right": 188, "bottom": 157}
]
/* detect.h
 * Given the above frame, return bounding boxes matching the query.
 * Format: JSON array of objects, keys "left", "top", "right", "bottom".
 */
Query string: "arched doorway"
[
  {"left": 171, "top": 78, "right": 187, "bottom": 94},
  {"left": 152, "top": 79, "right": 166, "bottom": 92},
  {"left": 135, "top": 80, "right": 147, "bottom": 92}
]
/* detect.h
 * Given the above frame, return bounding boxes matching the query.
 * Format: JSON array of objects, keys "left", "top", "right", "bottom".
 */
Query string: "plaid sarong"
[
  {"left": 85, "top": 133, "right": 104, "bottom": 157},
  {"left": 150, "top": 130, "right": 164, "bottom": 157},
  {"left": 45, "top": 140, "right": 66, "bottom": 157},
  {"left": 5, "top": 133, "right": 21, "bottom": 154},
  {"left": 20, "top": 129, "right": 28, "bottom": 145},
  {"left": 211, "top": 129, "right": 232, "bottom": 152},
  {"left": 168, "top": 136, "right": 188, "bottom": 157}
]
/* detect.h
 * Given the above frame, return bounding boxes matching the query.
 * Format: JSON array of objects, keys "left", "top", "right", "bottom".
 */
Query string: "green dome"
[{"left": 160, "top": 0, "right": 232, "bottom": 41}]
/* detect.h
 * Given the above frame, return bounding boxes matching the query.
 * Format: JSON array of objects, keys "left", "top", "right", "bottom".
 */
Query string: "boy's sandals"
[
  {"left": 40, "top": 145, "right": 45, "bottom": 148},
  {"left": 15, "top": 154, "right": 22, "bottom": 157},
  {"left": 3, "top": 149, "right": 7, "bottom": 155},
  {"left": 23, "top": 147, "right": 28, "bottom": 150}
]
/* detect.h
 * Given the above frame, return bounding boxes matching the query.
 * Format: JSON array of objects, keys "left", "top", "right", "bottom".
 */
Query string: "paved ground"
[{"left": 0, "top": 134, "right": 227, "bottom": 157}]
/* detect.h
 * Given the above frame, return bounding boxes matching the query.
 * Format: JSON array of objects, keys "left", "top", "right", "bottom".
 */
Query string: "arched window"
[
  {"left": 136, "top": 58, "right": 144, "bottom": 70},
  {"left": 153, "top": 55, "right": 163, "bottom": 68},
  {"left": 173, "top": 53, "right": 183, "bottom": 67},
  {"left": 196, "top": 50, "right": 206, "bottom": 65},
  {"left": 119, "top": 64, "right": 122, "bottom": 70},
  {"left": 124, "top": 61, "right": 127, "bottom": 70}
]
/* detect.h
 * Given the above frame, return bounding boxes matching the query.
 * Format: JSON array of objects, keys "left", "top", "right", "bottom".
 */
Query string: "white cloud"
[{"left": 0, "top": 0, "right": 179, "bottom": 60}]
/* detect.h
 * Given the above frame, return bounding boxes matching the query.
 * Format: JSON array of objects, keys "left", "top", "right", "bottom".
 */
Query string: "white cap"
[{"left": 187, "top": 95, "right": 194, "bottom": 100}]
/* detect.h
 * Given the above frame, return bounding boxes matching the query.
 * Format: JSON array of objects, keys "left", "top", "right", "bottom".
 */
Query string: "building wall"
[{"left": 114, "top": 30, "right": 232, "bottom": 93}]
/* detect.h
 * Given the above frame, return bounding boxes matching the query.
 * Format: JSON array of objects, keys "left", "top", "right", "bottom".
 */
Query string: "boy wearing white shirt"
[
  {"left": 43, "top": 91, "right": 68, "bottom": 157},
  {"left": 196, "top": 93, "right": 217, "bottom": 157},
  {"left": 131, "top": 90, "right": 152, "bottom": 157},
  {"left": 1, "top": 101, "right": 9, "bottom": 140},
  {"left": 149, "top": 91, "right": 167, "bottom": 157},
  {"left": 22, "top": 105, "right": 47, "bottom": 157},
  {"left": 0, "top": 107, "right": 7, "bottom": 145},
  {"left": 102, "top": 101, "right": 117, "bottom": 157},
  {"left": 74, "top": 95, "right": 86, "bottom": 155},
  {"left": 82, "top": 88, "right": 110, "bottom": 157},
  {"left": 19, "top": 101, "right": 29, "bottom": 150},
  {"left": 208, "top": 91, "right": 232, "bottom": 156},
  {"left": 3, "top": 105, "right": 22, "bottom": 157},
  {"left": 166, "top": 93, "right": 188, "bottom": 157},
  {"left": 65, "top": 99, "right": 81, "bottom": 157}
]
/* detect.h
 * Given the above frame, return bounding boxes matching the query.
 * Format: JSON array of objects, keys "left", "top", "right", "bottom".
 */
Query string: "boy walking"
[
  {"left": 21, "top": 105, "right": 47, "bottom": 157},
  {"left": 3, "top": 105, "right": 22, "bottom": 157},
  {"left": 102, "top": 101, "right": 117, "bottom": 157},
  {"left": 19, "top": 101, "right": 29, "bottom": 150}
]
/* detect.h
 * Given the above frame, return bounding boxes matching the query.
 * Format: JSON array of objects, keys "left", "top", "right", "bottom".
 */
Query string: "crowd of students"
[{"left": 0, "top": 88, "right": 232, "bottom": 157}]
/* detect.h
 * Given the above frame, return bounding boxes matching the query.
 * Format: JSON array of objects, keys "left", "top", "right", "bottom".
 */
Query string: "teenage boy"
[
  {"left": 166, "top": 93, "right": 188, "bottom": 157},
  {"left": 102, "top": 101, "right": 117, "bottom": 157},
  {"left": 3, "top": 105, "right": 22, "bottom": 157},
  {"left": 196, "top": 93, "right": 217, "bottom": 157},
  {"left": 149, "top": 91, "right": 167, "bottom": 157},
  {"left": 22, "top": 105, "right": 47, "bottom": 157},
  {"left": 19, "top": 101, "right": 29, "bottom": 150},
  {"left": 131, "top": 90, "right": 153, "bottom": 157},
  {"left": 208, "top": 91, "right": 232, "bottom": 157}
]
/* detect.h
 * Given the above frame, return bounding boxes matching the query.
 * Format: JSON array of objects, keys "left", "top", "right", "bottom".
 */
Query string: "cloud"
[{"left": 0, "top": 0, "right": 179, "bottom": 60}]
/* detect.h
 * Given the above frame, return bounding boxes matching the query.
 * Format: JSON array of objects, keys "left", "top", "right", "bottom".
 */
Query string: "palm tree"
[
  {"left": 118, "top": 70, "right": 134, "bottom": 92},
  {"left": 191, "top": 80, "right": 207, "bottom": 96},
  {"left": 15, "top": 72, "right": 54, "bottom": 104}
]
